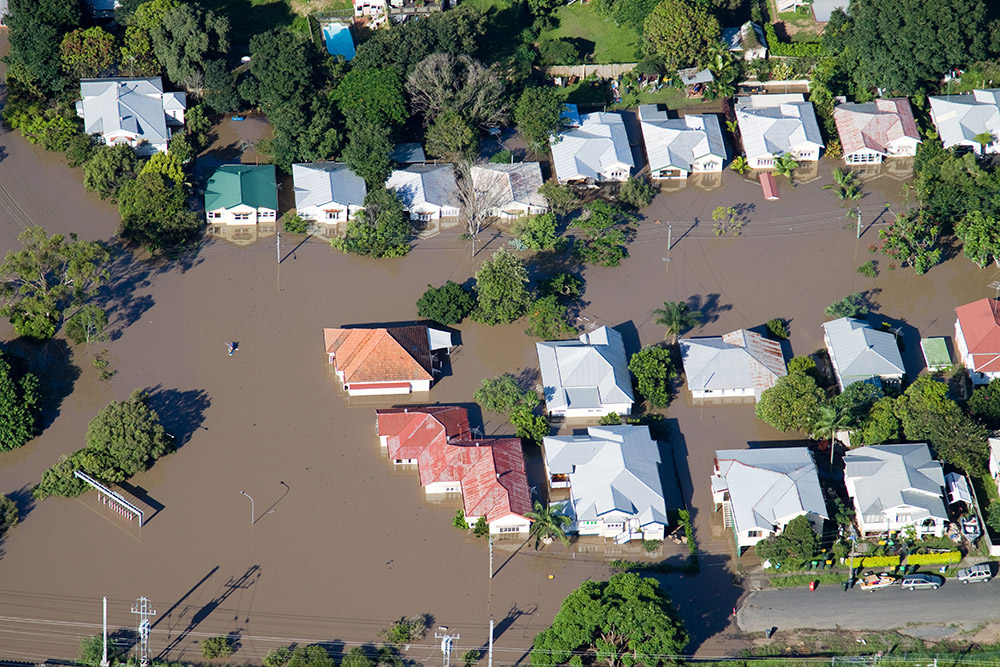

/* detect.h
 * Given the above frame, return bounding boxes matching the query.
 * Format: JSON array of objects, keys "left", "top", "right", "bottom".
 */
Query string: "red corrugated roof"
[
  {"left": 376, "top": 407, "right": 471, "bottom": 460},
  {"left": 957, "top": 298, "right": 1000, "bottom": 372},
  {"left": 833, "top": 99, "right": 919, "bottom": 157},
  {"left": 759, "top": 172, "right": 779, "bottom": 200},
  {"left": 324, "top": 327, "right": 433, "bottom": 384}
]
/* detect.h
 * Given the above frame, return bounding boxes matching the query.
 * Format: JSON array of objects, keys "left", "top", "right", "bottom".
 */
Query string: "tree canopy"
[
  {"left": 150, "top": 3, "right": 230, "bottom": 90},
  {"left": 754, "top": 515, "right": 820, "bottom": 567},
  {"left": 0, "top": 352, "right": 42, "bottom": 452},
  {"left": 530, "top": 573, "right": 688, "bottom": 667},
  {"left": 332, "top": 67, "right": 408, "bottom": 127},
  {"left": 406, "top": 53, "right": 507, "bottom": 129},
  {"left": 515, "top": 86, "right": 566, "bottom": 153},
  {"left": 4, "top": 0, "right": 82, "bottom": 94},
  {"left": 472, "top": 248, "right": 532, "bottom": 325},
  {"left": 755, "top": 371, "right": 825, "bottom": 433},
  {"left": 643, "top": 0, "right": 720, "bottom": 73},
  {"left": 416, "top": 281, "right": 476, "bottom": 325},
  {"left": 628, "top": 345, "right": 677, "bottom": 409},
  {"left": 331, "top": 186, "right": 410, "bottom": 258}
]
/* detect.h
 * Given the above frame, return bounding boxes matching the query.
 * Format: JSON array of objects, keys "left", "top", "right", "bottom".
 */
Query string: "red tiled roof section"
[
  {"left": 376, "top": 407, "right": 471, "bottom": 460},
  {"left": 957, "top": 298, "right": 1000, "bottom": 372},
  {"left": 324, "top": 327, "right": 433, "bottom": 384}
]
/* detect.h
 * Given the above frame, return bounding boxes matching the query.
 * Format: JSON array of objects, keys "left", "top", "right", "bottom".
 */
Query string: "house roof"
[
  {"left": 713, "top": 448, "right": 827, "bottom": 534},
  {"left": 292, "top": 163, "right": 366, "bottom": 210},
  {"left": 323, "top": 326, "right": 449, "bottom": 384},
  {"left": 722, "top": 22, "right": 767, "bottom": 52},
  {"left": 677, "top": 68, "right": 714, "bottom": 85},
  {"left": 536, "top": 326, "right": 635, "bottom": 412},
  {"left": 929, "top": 90, "right": 1000, "bottom": 149},
  {"left": 550, "top": 112, "right": 634, "bottom": 182},
  {"left": 680, "top": 329, "right": 786, "bottom": 397},
  {"left": 386, "top": 164, "right": 459, "bottom": 210},
  {"left": 956, "top": 298, "right": 1000, "bottom": 372},
  {"left": 543, "top": 425, "right": 672, "bottom": 526},
  {"left": 822, "top": 317, "right": 905, "bottom": 386},
  {"left": 735, "top": 94, "right": 824, "bottom": 160},
  {"left": 376, "top": 406, "right": 471, "bottom": 460},
  {"left": 205, "top": 165, "right": 279, "bottom": 212},
  {"left": 77, "top": 77, "right": 183, "bottom": 145},
  {"left": 834, "top": 99, "right": 920, "bottom": 157},
  {"left": 471, "top": 163, "right": 546, "bottom": 210},
  {"left": 638, "top": 109, "right": 726, "bottom": 174},
  {"left": 390, "top": 143, "right": 426, "bottom": 164},
  {"left": 844, "top": 444, "right": 947, "bottom": 521}
]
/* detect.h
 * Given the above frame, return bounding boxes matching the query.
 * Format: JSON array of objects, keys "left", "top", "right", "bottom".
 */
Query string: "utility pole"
[
  {"left": 667, "top": 222, "right": 673, "bottom": 252},
  {"left": 488, "top": 620, "right": 494, "bottom": 667},
  {"left": 276, "top": 229, "right": 281, "bottom": 264},
  {"left": 435, "top": 627, "right": 459, "bottom": 667},
  {"left": 855, "top": 207, "right": 862, "bottom": 239},
  {"left": 488, "top": 537, "right": 494, "bottom": 580},
  {"left": 100, "top": 597, "right": 109, "bottom": 667},
  {"left": 131, "top": 597, "right": 156, "bottom": 667}
]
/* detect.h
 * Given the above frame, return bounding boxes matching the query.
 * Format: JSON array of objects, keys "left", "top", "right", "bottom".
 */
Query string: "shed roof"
[
  {"left": 292, "top": 162, "right": 366, "bottom": 210},
  {"left": 735, "top": 94, "right": 824, "bottom": 160},
  {"left": 205, "top": 165, "right": 278, "bottom": 211},
  {"left": 680, "top": 329, "right": 786, "bottom": 398},
  {"left": 822, "top": 317, "right": 905, "bottom": 386},
  {"left": 844, "top": 444, "right": 946, "bottom": 521},
  {"left": 390, "top": 143, "right": 426, "bottom": 164},
  {"left": 550, "top": 112, "right": 634, "bottom": 182},
  {"left": 536, "top": 326, "right": 634, "bottom": 412}
]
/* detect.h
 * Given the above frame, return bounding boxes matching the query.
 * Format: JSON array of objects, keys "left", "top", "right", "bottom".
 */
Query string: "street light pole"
[{"left": 240, "top": 490, "right": 255, "bottom": 525}]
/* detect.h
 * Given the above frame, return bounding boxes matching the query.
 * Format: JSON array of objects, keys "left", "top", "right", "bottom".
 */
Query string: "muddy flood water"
[{"left": 3, "top": 37, "right": 1000, "bottom": 665}]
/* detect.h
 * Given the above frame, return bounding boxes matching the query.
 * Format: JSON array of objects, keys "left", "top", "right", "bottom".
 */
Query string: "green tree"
[
  {"left": 652, "top": 300, "right": 701, "bottom": 343},
  {"left": 628, "top": 345, "right": 676, "bottom": 409},
  {"left": 766, "top": 318, "right": 789, "bottom": 339},
  {"left": 824, "top": 292, "right": 870, "bottom": 319},
  {"left": 332, "top": 67, "right": 408, "bottom": 127},
  {"left": 472, "top": 248, "right": 532, "bottom": 325},
  {"left": 832, "top": 382, "right": 884, "bottom": 429},
  {"left": 0, "top": 227, "right": 109, "bottom": 341},
  {"left": 287, "top": 645, "right": 335, "bottom": 667},
  {"left": 810, "top": 403, "right": 850, "bottom": 466},
  {"left": 474, "top": 374, "right": 540, "bottom": 414},
  {"left": 416, "top": 281, "right": 476, "bottom": 325},
  {"left": 756, "top": 372, "right": 825, "bottom": 433},
  {"left": 539, "top": 39, "right": 580, "bottom": 66},
  {"left": 515, "top": 87, "right": 566, "bottom": 153},
  {"left": 426, "top": 109, "right": 476, "bottom": 159},
  {"left": 140, "top": 151, "right": 185, "bottom": 186},
  {"left": 0, "top": 494, "right": 18, "bottom": 537},
  {"left": 4, "top": 0, "right": 82, "bottom": 95},
  {"left": 264, "top": 647, "right": 293, "bottom": 667},
  {"left": 956, "top": 210, "right": 1000, "bottom": 269},
  {"left": 788, "top": 355, "right": 817, "bottom": 376},
  {"left": 117, "top": 172, "right": 201, "bottom": 252},
  {"left": 642, "top": 0, "right": 720, "bottom": 72},
  {"left": 3, "top": 100, "right": 83, "bottom": 152},
  {"left": 572, "top": 201, "right": 635, "bottom": 267},
  {"left": 79, "top": 634, "right": 126, "bottom": 667},
  {"left": 858, "top": 395, "right": 900, "bottom": 445},
  {"left": 150, "top": 3, "right": 230, "bottom": 90},
  {"left": 514, "top": 213, "right": 562, "bottom": 251},
  {"left": 773, "top": 153, "right": 799, "bottom": 183},
  {"left": 341, "top": 116, "right": 393, "bottom": 189},
  {"left": 754, "top": 515, "right": 819, "bottom": 567},
  {"left": 202, "top": 58, "right": 241, "bottom": 114},
  {"left": 83, "top": 144, "right": 141, "bottom": 201},
  {"left": 538, "top": 273, "right": 583, "bottom": 300},
  {"left": 537, "top": 181, "right": 576, "bottom": 215},
  {"left": 969, "top": 378, "right": 1000, "bottom": 429},
  {"left": 202, "top": 636, "right": 236, "bottom": 659},
  {"left": 617, "top": 176, "right": 656, "bottom": 210},
  {"left": 525, "top": 295, "right": 577, "bottom": 339},
  {"left": 60, "top": 27, "right": 117, "bottom": 79},
  {"left": 65, "top": 304, "right": 109, "bottom": 346},
  {"left": 510, "top": 404, "right": 550, "bottom": 445},
  {"left": 876, "top": 209, "right": 942, "bottom": 275},
  {"left": 530, "top": 573, "right": 688, "bottom": 667},
  {"left": 525, "top": 501, "right": 572, "bottom": 549},
  {"left": 332, "top": 186, "right": 410, "bottom": 258},
  {"left": 0, "top": 352, "right": 41, "bottom": 452},
  {"left": 896, "top": 376, "right": 954, "bottom": 442},
  {"left": 341, "top": 647, "right": 374, "bottom": 667},
  {"left": 65, "top": 133, "right": 96, "bottom": 168}
]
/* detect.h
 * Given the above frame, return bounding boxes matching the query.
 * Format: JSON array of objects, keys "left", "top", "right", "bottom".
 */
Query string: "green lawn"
[{"left": 539, "top": 3, "right": 640, "bottom": 64}]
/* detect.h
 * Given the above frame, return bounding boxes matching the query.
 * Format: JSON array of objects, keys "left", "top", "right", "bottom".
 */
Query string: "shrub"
[
  {"left": 514, "top": 213, "right": 562, "bottom": 251},
  {"left": 907, "top": 551, "right": 961, "bottom": 565},
  {"left": 538, "top": 273, "right": 582, "bottom": 300},
  {"left": 264, "top": 647, "right": 292, "bottom": 667},
  {"left": 825, "top": 292, "right": 870, "bottom": 319},
  {"left": 763, "top": 23, "right": 823, "bottom": 56},
  {"left": 857, "top": 261, "right": 878, "bottom": 279},
  {"left": 462, "top": 649, "right": 481, "bottom": 667},
  {"left": 617, "top": 176, "right": 656, "bottom": 210},
  {"left": 628, "top": 345, "right": 677, "bottom": 409},
  {"left": 382, "top": 616, "right": 429, "bottom": 643},
  {"left": 857, "top": 555, "right": 900, "bottom": 568},
  {"left": 0, "top": 494, "right": 18, "bottom": 536},
  {"left": 417, "top": 281, "right": 476, "bottom": 325},
  {"left": 452, "top": 509, "right": 469, "bottom": 530},
  {"left": 281, "top": 211, "right": 308, "bottom": 234},
  {"left": 525, "top": 295, "right": 577, "bottom": 339},
  {"left": 202, "top": 636, "right": 236, "bottom": 659},
  {"left": 472, "top": 516, "right": 490, "bottom": 537},
  {"left": 766, "top": 318, "right": 789, "bottom": 339},
  {"left": 490, "top": 149, "right": 516, "bottom": 164},
  {"left": 642, "top": 539, "right": 661, "bottom": 552},
  {"left": 787, "top": 355, "right": 816, "bottom": 375}
]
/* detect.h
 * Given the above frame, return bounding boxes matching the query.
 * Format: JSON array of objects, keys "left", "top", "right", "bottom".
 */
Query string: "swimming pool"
[{"left": 322, "top": 22, "right": 356, "bottom": 61}]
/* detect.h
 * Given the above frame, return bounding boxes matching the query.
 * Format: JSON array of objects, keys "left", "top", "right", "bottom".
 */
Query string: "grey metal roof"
[
  {"left": 470, "top": 163, "right": 546, "bottom": 209},
  {"left": 386, "top": 164, "right": 459, "bottom": 210},
  {"left": 543, "top": 426, "right": 671, "bottom": 525},
  {"left": 678, "top": 68, "right": 714, "bottom": 85},
  {"left": 390, "top": 143, "right": 426, "bottom": 164},
  {"left": 77, "top": 77, "right": 181, "bottom": 145},
  {"left": 714, "top": 448, "right": 827, "bottom": 534},
  {"left": 929, "top": 90, "right": 1000, "bottom": 150},
  {"left": 735, "top": 94, "right": 824, "bottom": 161},
  {"left": 639, "top": 113, "right": 726, "bottom": 174},
  {"left": 536, "top": 326, "right": 635, "bottom": 412},
  {"left": 680, "top": 329, "right": 786, "bottom": 397},
  {"left": 810, "top": 0, "right": 845, "bottom": 22},
  {"left": 550, "top": 112, "right": 634, "bottom": 182},
  {"left": 844, "top": 444, "right": 947, "bottom": 521},
  {"left": 722, "top": 22, "right": 767, "bottom": 52},
  {"left": 822, "top": 317, "right": 905, "bottom": 387},
  {"left": 292, "top": 163, "right": 367, "bottom": 210}
]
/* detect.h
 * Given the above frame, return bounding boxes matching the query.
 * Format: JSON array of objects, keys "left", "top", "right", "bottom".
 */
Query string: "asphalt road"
[{"left": 739, "top": 580, "right": 1000, "bottom": 634}]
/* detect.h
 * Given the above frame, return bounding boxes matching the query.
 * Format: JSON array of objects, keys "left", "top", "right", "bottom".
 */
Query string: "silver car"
[
  {"left": 901, "top": 573, "right": 943, "bottom": 590},
  {"left": 957, "top": 563, "right": 992, "bottom": 584}
]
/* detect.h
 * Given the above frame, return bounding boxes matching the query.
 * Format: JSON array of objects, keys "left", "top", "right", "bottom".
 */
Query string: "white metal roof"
[
  {"left": 822, "top": 317, "right": 905, "bottom": 387},
  {"left": 292, "top": 162, "right": 367, "bottom": 210},
  {"left": 929, "top": 90, "right": 1000, "bottom": 150},
  {"left": 550, "top": 112, "right": 634, "bottom": 182},
  {"left": 735, "top": 94, "right": 824, "bottom": 160},
  {"left": 471, "top": 162, "right": 546, "bottom": 210},
  {"left": 714, "top": 447, "right": 827, "bottom": 533},
  {"left": 639, "top": 111, "right": 726, "bottom": 175},
  {"left": 844, "top": 444, "right": 946, "bottom": 521},
  {"left": 77, "top": 77, "right": 182, "bottom": 145},
  {"left": 386, "top": 164, "right": 459, "bottom": 210},
  {"left": 680, "top": 329, "right": 786, "bottom": 398},
  {"left": 543, "top": 425, "right": 671, "bottom": 526},
  {"left": 535, "top": 326, "right": 634, "bottom": 412}
]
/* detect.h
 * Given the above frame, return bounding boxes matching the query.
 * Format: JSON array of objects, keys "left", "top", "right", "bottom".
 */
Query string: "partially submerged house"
[
  {"left": 375, "top": 407, "right": 531, "bottom": 534},
  {"left": 711, "top": 448, "right": 827, "bottom": 552},
  {"left": 470, "top": 163, "right": 548, "bottom": 219},
  {"left": 955, "top": 297, "right": 1000, "bottom": 385},
  {"left": 322, "top": 326, "right": 454, "bottom": 396},
  {"left": 536, "top": 326, "right": 634, "bottom": 418},
  {"left": 833, "top": 99, "right": 921, "bottom": 165},
  {"left": 542, "top": 425, "right": 673, "bottom": 542},
  {"left": 821, "top": 317, "right": 905, "bottom": 391},
  {"left": 204, "top": 165, "right": 278, "bottom": 226},
  {"left": 929, "top": 89, "right": 1000, "bottom": 155},
  {"left": 844, "top": 444, "right": 948, "bottom": 538},
  {"left": 722, "top": 22, "right": 768, "bottom": 61},
  {"left": 76, "top": 77, "right": 186, "bottom": 155},
  {"left": 551, "top": 112, "right": 634, "bottom": 184},
  {"left": 680, "top": 329, "right": 786, "bottom": 401},
  {"left": 292, "top": 163, "right": 366, "bottom": 225},
  {"left": 735, "top": 94, "right": 824, "bottom": 169},
  {"left": 386, "top": 164, "right": 460, "bottom": 221},
  {"left": 638, "top": 105, "right": 726, "bottom": 179}
]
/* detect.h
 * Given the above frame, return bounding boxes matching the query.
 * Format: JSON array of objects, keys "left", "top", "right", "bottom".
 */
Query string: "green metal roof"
[
  {"left": 205, "top": 165, "right": 278, "bottom": 212},
  {"left": 920, "top": 337, "right": 951, "bottom": 370}
]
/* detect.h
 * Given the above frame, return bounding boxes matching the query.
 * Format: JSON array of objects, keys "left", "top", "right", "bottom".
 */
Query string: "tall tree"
[
  {"left": 515, "top": 86, "right": 567, "bottom": 153},
  {"left": 956, "top": 210, "right": 1000, "bottom": 269},
  {"left": 4, "top": 0, "right": 83, "bottom": 94},
  {"left": 82, "top": 144, "right": 142, "bottom": 201},
  {"left": 524, "top": 501, "right": 572, "bottom": 549},
  {"left": 406, "top": 53, "right": 508, "bottom": 128},
  {"left": 0, "top": 352, "right": 42, "bottom": 452},
  {"left": 652, "top": 300, "right": 701, "bottom": 343},
  {"left": 341, "top": 116, "right": 392, "bottom": 189},
  {"left": 472, "top": 248, "right": 532, "bottom": 325},
  {"left": 643, "top": 0, "right": 720, "bottom": 73},
  {"left": 455, "top": 162, "right": 509, "bottom": 256},
  {"left": 331, "top": 67, "right": 408, "bottom": 128},
  {"left": 149, "top": 3, "right": 230, "bottom": 90},
  {"left": 117, "top": 172, "right": 201, "bottom": 252},
  {"left": 756, "top": 372, "right": 825, "bottom": 434},
  {"left": 60, "top": 27, "right": 117, "bottom": 79},
  {"left": 331, "top": 187, "right": 410, "bottom": 258},
  {"left": 628, "top": 344, "right": 677, "bottom": 408},
  {"left": 530, "top": 573, "right": 688, "bottom": 667}
]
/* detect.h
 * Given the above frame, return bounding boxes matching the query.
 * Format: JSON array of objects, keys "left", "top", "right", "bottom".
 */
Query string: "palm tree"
[
  {"left": 810, "top": 403, "right": 850, "bottom": 467},
  {"left": 653, "top": 300, "right": 702, "bottom": 343},
  {"left": 773, "top": 153, "right": 799, "bottom": 184},
  {"left": 824, "top": 167, "right": 857, "bottom": 190},
  {"left": 525, "top": 501, "right": 572, "bottom": 550}
]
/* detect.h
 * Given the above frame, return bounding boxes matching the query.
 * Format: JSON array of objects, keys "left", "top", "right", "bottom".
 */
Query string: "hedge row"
[
  {"left": 907, "top": 551, "right": 962, "bottom": 565},
  {"left": 857, "top": 555, "right": 901, "bottom": 568},
  {"left": 764, "top": 23, "right": 824, "bottom": 57}
]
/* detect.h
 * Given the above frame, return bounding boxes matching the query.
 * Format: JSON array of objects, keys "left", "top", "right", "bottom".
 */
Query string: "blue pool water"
[{"left": 322, "top": 23, "right": 356, "bottom": 61}]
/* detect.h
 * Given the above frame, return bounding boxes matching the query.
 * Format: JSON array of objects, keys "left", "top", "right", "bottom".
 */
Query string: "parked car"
[
  {"left": 901, "top": 573, "right": 944, "bottom": 590},
  {"left": 957, "top": 563, "right": 992, "bottom": 584},
  {"left": 859, "top": 572, "right": 899, "bottom": 591}
]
